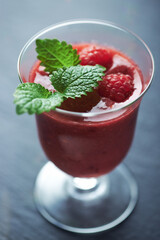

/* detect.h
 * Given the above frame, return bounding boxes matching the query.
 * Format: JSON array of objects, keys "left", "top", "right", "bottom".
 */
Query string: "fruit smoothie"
[{"left": 29, "top": 44, "right": 143, "bottom": 177}]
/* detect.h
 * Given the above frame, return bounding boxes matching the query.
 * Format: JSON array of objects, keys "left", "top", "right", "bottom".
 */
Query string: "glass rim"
[{"left": 17, "top": 19, "right": 154, "bottom": 117}]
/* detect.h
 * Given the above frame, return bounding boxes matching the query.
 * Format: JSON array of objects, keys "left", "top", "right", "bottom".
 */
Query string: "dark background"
[{"left": 1, "top": 0, "right": 160, "bottom": 239}]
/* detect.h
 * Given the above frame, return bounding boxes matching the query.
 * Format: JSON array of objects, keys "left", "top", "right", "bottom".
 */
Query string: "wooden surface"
[{"left": 1, "top": 0, "right": 160, "bottom": 239}]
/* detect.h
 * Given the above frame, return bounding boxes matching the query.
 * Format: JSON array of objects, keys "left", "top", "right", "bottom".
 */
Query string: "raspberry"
[
  {"left": 98, "top": 73, "right": 134, "bottom": 102},
  {"left": 79, "top": 45, "right": 112, "bottom": 69}
]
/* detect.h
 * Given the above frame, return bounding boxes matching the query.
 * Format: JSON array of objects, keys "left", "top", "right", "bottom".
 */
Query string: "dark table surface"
[{"left": 1, "top": 0, "right": 160, "bottom": 239}]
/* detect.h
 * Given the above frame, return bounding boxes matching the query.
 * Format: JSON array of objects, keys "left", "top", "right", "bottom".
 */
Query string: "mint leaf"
[
  {"left": 50, "top": 65, "right": 106, "bottom": 99},
  {"left": 36, "top": 39, "right": 80, "bottom": 73},
  {"left": 14, "top": 83, "right": 63, "bottom": 114}
]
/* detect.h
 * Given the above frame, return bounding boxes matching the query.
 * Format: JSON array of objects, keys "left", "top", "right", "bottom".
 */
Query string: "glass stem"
[
  {"left": 73, "top": 177, "right": 99, "bottom": 191},
  {"left": 68, "top": 176, "right": 110, "bottom": 200}
]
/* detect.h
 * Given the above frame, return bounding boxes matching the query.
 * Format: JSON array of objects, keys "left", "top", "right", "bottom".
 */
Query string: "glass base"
[{"left": 34, "top": 162, "right": 138, "bottom": 234}]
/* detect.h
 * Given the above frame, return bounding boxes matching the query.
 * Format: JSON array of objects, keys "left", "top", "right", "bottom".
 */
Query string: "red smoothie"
[{"left": 29, "top": 44, "right": 143, "bottom": 177}]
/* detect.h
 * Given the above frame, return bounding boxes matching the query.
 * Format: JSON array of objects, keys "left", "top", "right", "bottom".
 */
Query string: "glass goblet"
[{"left": 17, "top": 20, "right": 154, "bottom": 233}]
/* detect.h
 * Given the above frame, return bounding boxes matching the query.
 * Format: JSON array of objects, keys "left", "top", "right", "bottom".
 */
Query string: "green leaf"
[
  {"left": 50, "top": 65, "right": 106, "bottom": 99},
  {"left": 36, "top": 39, "right": 80, "bottom": 73},
  {"left": 14, "top": 83, "right": 63, "bottom": 114}
]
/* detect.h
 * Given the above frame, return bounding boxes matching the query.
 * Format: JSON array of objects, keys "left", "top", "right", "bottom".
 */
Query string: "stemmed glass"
[{"left": 17, "top": 20, "right": 154, "bottom": 233}]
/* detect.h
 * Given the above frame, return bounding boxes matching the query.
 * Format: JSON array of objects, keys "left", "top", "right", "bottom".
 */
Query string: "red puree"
[{"left": 29, "top": 44, "right": 143, "bottom": 177}]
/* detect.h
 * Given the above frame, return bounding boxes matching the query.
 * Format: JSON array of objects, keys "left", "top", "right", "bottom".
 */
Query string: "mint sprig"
[
  {"left": 14, "top": 38, "right": 106, "bottom": 114},
  {"left": 36, "top": 39, "right": 80, "bottom": 73},
  {"left": 14, "top": 65, "right": 105, "bottom": 114}
]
